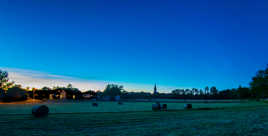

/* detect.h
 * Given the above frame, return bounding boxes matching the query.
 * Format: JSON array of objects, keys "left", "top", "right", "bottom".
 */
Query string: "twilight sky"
[{"left": 0, "top": 0, "right": 268, "bottom": 92}]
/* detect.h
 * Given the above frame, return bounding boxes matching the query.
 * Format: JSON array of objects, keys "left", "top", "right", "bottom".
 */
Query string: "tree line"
[{"left": 0, "top": 65, "right": 268, "bottom": 102}]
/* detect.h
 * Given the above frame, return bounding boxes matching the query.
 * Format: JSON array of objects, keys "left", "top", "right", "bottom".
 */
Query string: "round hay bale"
[
  {"left": 184, "top": 104, "right": 192, "bottom": 109},
  {"left": 162, "top": 104, "right": 167, "bottom": 111},
  {"left": 92, "top": 102, "right": 98, "bottom": 107},
  {"left": 32, "top": 105, "right": 49, "bottom": 117},
  {"left": 152, "top": 103, "right": 161, "bottom": 111}
]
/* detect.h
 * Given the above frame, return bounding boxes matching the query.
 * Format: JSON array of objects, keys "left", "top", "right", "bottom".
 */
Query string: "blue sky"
[{"left": 0, "top": 0, "right": 268, "bottom": 92}]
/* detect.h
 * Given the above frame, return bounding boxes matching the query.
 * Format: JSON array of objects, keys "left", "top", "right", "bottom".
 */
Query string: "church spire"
[{"left": 153, "top": 84, "right": 157, "bottom": 94}]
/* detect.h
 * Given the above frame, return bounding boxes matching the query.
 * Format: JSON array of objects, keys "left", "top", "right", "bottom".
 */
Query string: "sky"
[{"left": 0, "top": 0, "right": 268, "bottom": 92}]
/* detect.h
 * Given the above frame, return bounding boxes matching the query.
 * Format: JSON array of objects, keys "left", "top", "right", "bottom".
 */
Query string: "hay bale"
[
  {"left": 184, "top": 104, "right": 192, "bottom": 109},
  {"left": 32, "top": 105, "right": 49, "bottom": 117},
  {"left": 152, "top": 103, "right": 161, "bottom": 111},
  {"left": 162, "top": 104, "right": 167, "bottom": 111},
  {"left": 92, "top": 102, "right": 98, "bottom": 107}
]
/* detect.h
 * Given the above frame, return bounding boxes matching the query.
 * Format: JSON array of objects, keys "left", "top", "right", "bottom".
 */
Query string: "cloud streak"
[
  {"left": 1, "top": 68, "right": 107, "bottom": 91},
  {"left": 1, "top": 67, "right": 177, "bottom": 93}
]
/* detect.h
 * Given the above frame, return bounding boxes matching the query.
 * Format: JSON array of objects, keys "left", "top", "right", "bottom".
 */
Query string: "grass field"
[
  {"left": 0, "top": 101, "right": 265, "bottom": 114},
  {"left": 0, "top": 101, "right": 268, "bottom": 136}
]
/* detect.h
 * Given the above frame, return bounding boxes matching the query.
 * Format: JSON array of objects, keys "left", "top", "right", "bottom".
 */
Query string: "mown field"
[
  {"left": 0, "top": 101, "right": 268, "bottom": 136},
  {"left": 0, "top": 100, "right": 264, "bottom": 114}
]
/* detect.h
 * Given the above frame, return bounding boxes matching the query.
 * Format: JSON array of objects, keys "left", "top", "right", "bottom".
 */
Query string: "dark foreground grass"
[{"left": 1, "top": 105, "right": 268, "bottom": 136}]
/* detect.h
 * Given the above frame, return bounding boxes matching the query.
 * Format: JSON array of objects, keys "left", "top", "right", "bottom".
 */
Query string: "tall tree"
[
  {"left": 103, "top": 84, "right": 123, "bottom": 97},
  {"left": 192, "top": 88, "right": 199, "bottom": 95},
  {"left": 250, "top": 65, "right": 268, "bottom": 98},
  {"left": 67, "top": 84, "right": 73, "bottom": 89},
  {"left": 237, "top": 86, "right": 251, "bottom": 99},
  {"left": 199, "top": 89, "right": 204, "bottom": 95},
  {"left": 210, "top": 86, "right": 218, "bottom": 95},
  {"left": 0, "top": 70, "right": 9, "bottom": 89},
  {"left": 205, "top": 86, "right": 209, "bottom": 96}
]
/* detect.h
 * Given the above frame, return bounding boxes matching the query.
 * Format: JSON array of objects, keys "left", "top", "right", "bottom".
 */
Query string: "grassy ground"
[
  {"left": 0, "top": 101, "right": 265, "bottom": 114},
  {"left": 0, "top": 102, "right": 268, "bottom": 136}
]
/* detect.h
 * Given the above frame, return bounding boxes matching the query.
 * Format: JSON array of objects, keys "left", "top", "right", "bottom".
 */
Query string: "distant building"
[
  {"left": 5, "top": 88, "right": 27, "bottom": 101},
  {"left": 49, "top": 94, "right": 54, "bottom": 100},
  {"left": 72, "top": 95, "right": 76, "bottom": 100},
  {"left": 60, "top": 90, "right": 67, "bottom": 99}
]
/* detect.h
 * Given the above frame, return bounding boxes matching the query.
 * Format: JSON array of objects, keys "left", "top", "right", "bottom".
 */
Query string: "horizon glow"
[{"left": 2, "top": 67, "right": 180, "bottom": 93}]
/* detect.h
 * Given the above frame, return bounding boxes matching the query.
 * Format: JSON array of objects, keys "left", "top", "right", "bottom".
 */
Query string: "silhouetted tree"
[
  {"left": 67, "top": 83, "right": 73, "bottom": 89},
  {"left": 103, "top": 84, "right": 123, "bottom": 98},
  {"left": 205, "top": 86, "right": 209, "bottom": 96},
  {"left": 192, "top": 88, "right": 199, "bottom": 95},
  {"left": 0, "top": 70, "right": 9, "bottom": 89},
  {"left": 236, "top": 86, "right": 251, "bottom": 99},
  {"left": 210, "top": 86, "right": 218, "bottom": 95},
  {"left": 84, "top": 90, "right": 96, "bottom": 96},
  {"left": 250, "top": 65, "right": 268, "bottom": 99},
  {"left": 0, "top": 70, "right": 15, "bottom": 97},
  {"left": 199, "top": 89, "right": 204, "bottom": 95},
  {"left": 218, "top": 89, "right": 236, "bottom": 99},
  {"left": 39, "top": 86, "right": 52, "bottom": 99},
  {"left": 0, "top": 70, "right": 8, "bottom": 86}
]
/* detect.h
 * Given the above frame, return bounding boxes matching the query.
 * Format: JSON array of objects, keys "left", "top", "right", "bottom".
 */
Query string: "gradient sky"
[{"left": 0, "top": 0, "right": 268, "bottom": 92}]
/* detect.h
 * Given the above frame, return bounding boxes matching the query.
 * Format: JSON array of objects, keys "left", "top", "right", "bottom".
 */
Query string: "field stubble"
[{"left": 0, "top": 101, "right": 268, "bottom": 136}]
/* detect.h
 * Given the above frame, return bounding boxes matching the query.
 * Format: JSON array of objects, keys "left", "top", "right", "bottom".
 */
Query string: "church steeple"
[{"left": 153, "top": 84, "right": 157, "bottom": 94}]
